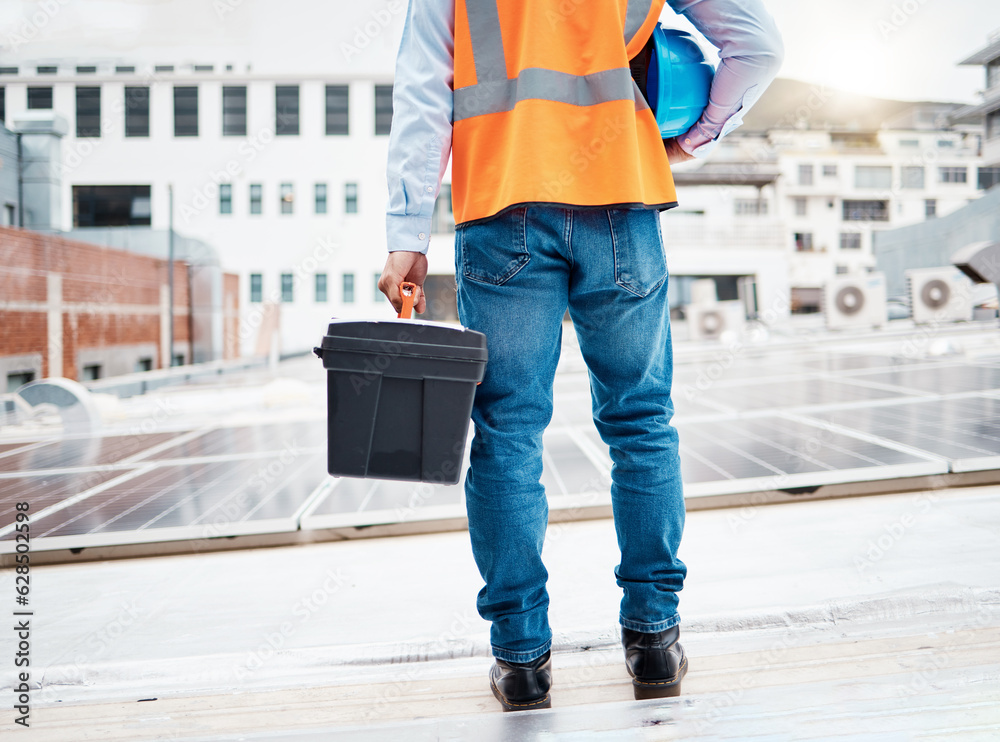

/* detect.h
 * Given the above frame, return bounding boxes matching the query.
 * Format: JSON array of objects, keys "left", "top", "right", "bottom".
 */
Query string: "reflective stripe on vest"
[
  {"left": 450, "top": 0, "right": 676, "bottom": 225},
  {"left": 455, "top": 0, "right": 655, "bottom": 122}
]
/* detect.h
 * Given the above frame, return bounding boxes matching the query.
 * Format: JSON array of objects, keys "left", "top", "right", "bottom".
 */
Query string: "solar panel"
[
  {"left": 148, "top": 420, "right": 326, "bottom": 460},
  {"left": 630, "top": 415, "right": 945, "bottom": 497},
  {"left": 798, "top": 353, "right": 925, "bottom": 372},
  {"left": 701, "top": 377, "right": 910, "bottom": 412},
  {"left": 0, "top": 469, "right": 128, "bottom": 530},
  {"left": 16, "top": 452, "right": 326, "bottom": 548},
  {"left": 801, "top": 395, "right": 1000, "bottom": 472},
  {"left": 847, "top": 364, "right": 1000, "bottom": 395},
  {"left": 5, "top": 328, "right": 1000, "bottom": 557},
  {"left": 0, "top": 432, "right": 183, "bottom": 473}
]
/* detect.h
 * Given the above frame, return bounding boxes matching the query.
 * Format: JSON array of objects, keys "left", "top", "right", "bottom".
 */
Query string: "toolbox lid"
[{"left": 317, "top": 319, "right": 488, "bottom": 363}]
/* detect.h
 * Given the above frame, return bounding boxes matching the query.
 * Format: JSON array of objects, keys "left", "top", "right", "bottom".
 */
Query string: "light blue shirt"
[{"left": 386, "top": 0, "right": 784, "bottom": 253}]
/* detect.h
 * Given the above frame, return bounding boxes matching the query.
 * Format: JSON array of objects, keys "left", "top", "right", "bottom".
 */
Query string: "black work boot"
[
  {"left": 622, "top": 625, "right": 688, "bottom": 700},
  {"left": 489, "top": 650, "right": 552, "bottom": 712}
]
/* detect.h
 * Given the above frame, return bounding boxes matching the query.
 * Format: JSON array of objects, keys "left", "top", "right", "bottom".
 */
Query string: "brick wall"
[{"left": 0, "top": 226, "right": 191, "bottom": 382}]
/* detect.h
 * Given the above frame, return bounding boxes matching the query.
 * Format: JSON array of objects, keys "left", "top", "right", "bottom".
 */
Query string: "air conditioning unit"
[
  {"left": 823, "top": 273, "right": 887, "bottom": 330},
  {"left": 686, "top": 301, "right": 746, "bottom": 341},
  {"left": 906, "top": 267, "right": 973, "bottom": 324}
]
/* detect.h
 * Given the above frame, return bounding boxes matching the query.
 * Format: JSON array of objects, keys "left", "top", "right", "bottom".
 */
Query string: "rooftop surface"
[{"left": 2, "top": 317, "right": 1000, "bottom": 739}]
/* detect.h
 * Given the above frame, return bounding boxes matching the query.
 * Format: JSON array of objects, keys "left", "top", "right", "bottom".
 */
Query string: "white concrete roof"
[{"left": 7, "top": 481, "right": 999, "bottom": 739}]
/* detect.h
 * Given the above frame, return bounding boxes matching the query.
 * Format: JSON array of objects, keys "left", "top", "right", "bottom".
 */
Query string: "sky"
[{"left": 1, "top": 0, "right": 998, "bottom": 104}]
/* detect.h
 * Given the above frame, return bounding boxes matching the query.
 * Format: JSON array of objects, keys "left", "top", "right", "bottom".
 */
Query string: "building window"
[
  {"left": 250, "top": 273, "right": 263, "bottom": 303},
  {"left": 6, "top": 371, "right": 35, "bottom": 392},
  {"left": 125, "top": 86, "right": 149, "bottom": 137},
  {"left": 854, "top": 165, "right": 892, "bottom": 189},
  {"left": 280, "top": 183, "right": 294, "bottom": 214},
  {"left": 733, "top": 198, "right": 767, "bottom": 216},
  {"left": 3, "top": 204, "right": 14, "bottom": 226},
  {"left": 75, "top": 87, "right": 101, "bottom": 138},
  {"left": 82, "top": 364, "right": 102, "bottom": 381},
  {"left": 250, "top": 184, "right": 262, "bottom": 215},
  {"left": 373, "top": 271, "right": 382, "bottom": 302},
  {"left": 172, "top": 353, "right": 184, "bottom": 367},
  {"left": 432, "top": 184, "right": 456, "bottom": 232},
  {"left": 280, "top": 273, "right": 294, "bottom": 302},
  {"left": 73, "top": 185, "right": 151, "bottom": 227},
  {"left": 315, "top": 183, "right": 327, "bottom": 214},
  {"left": 987, "top": 110, "right": 1000, "bottom": 141},
  {"left": 900, "top": 166, "right": 925, "bottom": 189},
  {"left": 76, "top": 66, "right": 96, "bottom": 74},
  {"left": 842, "top": 199, "right": 888, "bottom": 222},
  {"left": 0, "top": 67, "right": 19, "bottom": 75},
  {"left": 219, "top": 183, "right": 232, "bottom": 214},
  {"left": 937, "top": 139, "right": 955, "bottom": 148},
  {"left": 27, "top": 86, "right": 53, "bottom": 110},
  {"left": 899, "top": 138, "right": 919, "bottom": 147},
  {"left": 345, "top": 182, "right": 358, "bottom": 214},
  {"left": 793, "top": 197, "right": 807, "bottom": 216},
  {"left": 343, "top": 273, "right": 355, "bottom": 303},
  {"left": 925, "top": 199, "right": 937, "bottom": 219},
  {"left": 979, "top": 167, "right": 1000, "bottom": 190},
  {"left": 939, "top": 166, "right": 967, "bottom": 184},
  {"left": 374, "top": 84, "right": 393, "bottom": 135},
  {"left": 155, "top": 65, "right": 175, "bottom": 73},
  {"left": 222, "top": 85, "right": 247, "bottom": 136},
  {"left": 37, "top": 66, "right": 57, "bottom": 75},
  {"left": 276, "top": 85, "right": 299, "bottom": 135},
  {"left": 822, "top": 164, "right": 837, "bottom": 177},
  {"left": 116, "top": 66, "right": 135, "bottom": 74},
  {"left": 798, "top": 164, "right": 813, "bottom": 186},
  {"left": 174, "top": 86, "right": 199, "bottom": 136},
  {"left": 135, "top": 358, "right": 153, "bottom": 373},
  {"left": 315, "top": 273, "right": 328, "bottom": 302},
  {"left": 194, "top": 64, "right": 214, "bottom": 73},
  {"left": 325, "top": 84, "right": 350, "bottom": 135},
  {"left": 794, "top": 232, "right": 814, "bottom": 252},
  {"left": 0, "top": 86, "right": 5, "bottom": 123},
  {"left": 839, "top": 232, "right": 862, "bottom": 250}
]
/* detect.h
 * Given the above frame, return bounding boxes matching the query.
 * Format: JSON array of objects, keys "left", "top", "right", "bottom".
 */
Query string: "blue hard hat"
[{"left": 647, "top": 26, "right": 715, "bottom": 138}]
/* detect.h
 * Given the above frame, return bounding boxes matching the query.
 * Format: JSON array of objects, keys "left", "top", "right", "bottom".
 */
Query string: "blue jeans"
[{"left": 455, "top": 205, "right": 687, "bottom": 663}]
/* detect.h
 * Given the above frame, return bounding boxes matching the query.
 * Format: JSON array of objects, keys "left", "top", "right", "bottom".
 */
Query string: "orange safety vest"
[{"left": 452, "top": 0, "right": 678, "bottom": 225}]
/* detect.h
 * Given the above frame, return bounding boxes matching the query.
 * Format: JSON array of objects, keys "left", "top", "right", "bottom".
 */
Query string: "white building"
[
  {"left": 669, "top": 106, "right": 992, "bottom": 312},
  {"left": 953, "top": 28, "right": 1000, "bottom": 168},
  {"left": 0, "top": 57, "right": 409, "bottom": 355},
  {"left": 0, "top": 17, "right": 995, "bottom": 355}
]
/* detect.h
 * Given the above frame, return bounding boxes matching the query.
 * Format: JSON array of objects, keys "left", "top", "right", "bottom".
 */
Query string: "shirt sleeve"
[
  {"left": 666, "top": 0, "right": 784, "bottom": 157},
  {"left": 385, "top": 0, "right": 456, "bottom": 254}
]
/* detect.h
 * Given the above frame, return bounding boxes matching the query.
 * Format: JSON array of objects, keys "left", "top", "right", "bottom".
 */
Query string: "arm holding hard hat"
[{"left": 665, "top": 0, "right": 784, "bottom": 158}]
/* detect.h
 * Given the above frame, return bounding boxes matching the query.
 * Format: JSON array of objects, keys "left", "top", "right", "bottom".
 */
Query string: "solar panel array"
[{"left": 3, "top": 330, "right": 1000, "bottom": 557}]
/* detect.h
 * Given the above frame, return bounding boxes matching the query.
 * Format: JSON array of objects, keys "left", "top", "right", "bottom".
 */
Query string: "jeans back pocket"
[
  {"left": 459, "top": 207, "right": 530, "bottom": 286},
  {"left": 608, "top": 209, "right": 667, "bottom": 298}
]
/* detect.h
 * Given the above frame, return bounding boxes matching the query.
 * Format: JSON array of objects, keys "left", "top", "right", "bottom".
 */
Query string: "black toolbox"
[{"left": 314, "top": 317, "right": 488, "bottom": 484}]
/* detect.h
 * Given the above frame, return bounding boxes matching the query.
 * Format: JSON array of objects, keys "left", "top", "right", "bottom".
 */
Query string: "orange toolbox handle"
[{"left": 398, "top": 281, "right": 417, "bottom": 319}]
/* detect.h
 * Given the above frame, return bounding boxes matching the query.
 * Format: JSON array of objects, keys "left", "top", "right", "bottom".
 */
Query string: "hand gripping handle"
[{"left": 398, "top": 281, "right": 417, "bottom": 319}]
